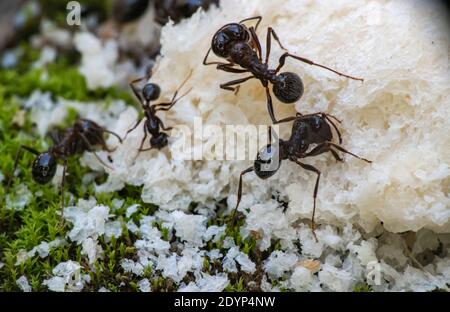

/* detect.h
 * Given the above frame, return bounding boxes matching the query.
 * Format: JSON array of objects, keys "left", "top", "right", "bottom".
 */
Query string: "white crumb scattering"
[
  {"left": 235, "top": 252, "right": 256, "bottom": 274},
  {"left": 121, "top": 259, "right": 145, "bottom": 276},
  {"left": 156, "top": 247, "right": 205, "bottom": 283},
  {"left": 222, "top": 246, "right": 256, "bottom": 274},
  {"left": 15, "top": 250, "right": 28, "bottom": 266},
  {"left": 203, "top": 225, "right": 226, "bottom": 243},
  {"left": 64, "top": 203, "right": 110, "bottom": 243},
  {"left": 222, "top": 247, "right": 239, "bottom": 273},
  {"left": 138, "top": 278, "right": 152, "bottom": 292},
  {"left": 178, "top": 273, "right": 229, "bottom": 292},
  {"left": 16, "top": 276, "right": 32, "bottom": 292},
  {"left": 6, "top": 184, "right": 32, "bottom": 211},
  {"left": 74, "top": 32, "right": 118, "bottom": 90},
  {"left": 112, "top": 198, "right": 125, "bottom": 211},
  {"left": 222, "top": 237, "right": 236, "bottom": 249},
  {"left": 126, "top": 220, "right": 140, "bottom": 234},
  {"left": 105, "top": 220, "right": 123, "bottom": 241},
  {"left": 289, "top": 267, "right": 315, "bottom": 292},
  {"left": 15, "top": 239, "right": 66, "bottom": 267},
  {"left": 170, "top": 211, "right": 207, "bottom": 246},
  {"left": 206, "top": 249, "right": 222, "bottom": 260},
  {"left": 264, "top": 251, "right": 298, "bottom": 280},
  {"left": 126, "top": 204, "right": 140, "bottom": 218},
  {"left": 43, "top": 261, "right": 84, "bottom": 292},
  {"left": 81, "top": 238, "right": 103, "bottom": 265},
  {"left": 319, "top": 263, "right": 355, "bottom": 292},
  {"left": 242, "top": 203, "right": 296, "bottom": 251},
  {"left": 22, "top": 238, "right": 66, "bottom": 262},
  {"left": 32, "top": 46, "right": 57, "bottom": 69}
]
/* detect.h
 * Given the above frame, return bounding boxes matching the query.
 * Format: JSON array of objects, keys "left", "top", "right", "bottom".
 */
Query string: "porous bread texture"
[{"left": 95, "top": 0, "right": 450, "bottom": 235}]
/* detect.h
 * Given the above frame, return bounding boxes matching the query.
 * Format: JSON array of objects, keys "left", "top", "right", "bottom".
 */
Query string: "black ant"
[
  {"left": 232, "top": 112, "right": 372, "bottom": 241},
  {"left": 203, "top": 16, "right": 363, "bottom": 124},
  {"left": 6, "top": 119, "right": 122, "bottom": 211},
  {"left": 124, "top": 70, "right": 192, "bottom": 157}
]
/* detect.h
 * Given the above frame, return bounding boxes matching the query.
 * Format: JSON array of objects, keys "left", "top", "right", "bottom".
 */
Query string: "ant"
[
  {"left": 124, "top": 70, "right": 192, "bottom": 158},
  {"left": 232, "top": 112, "right": 372, "bottom": 241},
  {"left": 6, "top": 119, "right": 122, "bottom": 212},
  {"left": 203, "top": 16, "right": 363, "bottom": 124}
]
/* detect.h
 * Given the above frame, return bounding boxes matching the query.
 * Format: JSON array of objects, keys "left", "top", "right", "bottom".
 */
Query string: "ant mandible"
[
  {"left": 6, "top": 119, "right": 122, "bottom": 211},
  {"left": 203, "top": 16, "right": 363, "bottom": 124},
  {"left": 232, "top": 112, "right": 372, "bottom": 241},
  {"left": 124, "top": 70, "right": 192, "bottom": 158}
]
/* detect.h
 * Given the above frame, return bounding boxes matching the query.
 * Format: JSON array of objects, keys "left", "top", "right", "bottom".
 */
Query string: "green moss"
[{"left": 353, "top": 283, "right": 372, "bottom": 292}]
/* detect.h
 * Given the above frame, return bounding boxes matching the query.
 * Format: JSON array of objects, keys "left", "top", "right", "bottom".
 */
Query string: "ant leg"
[
  {"left": 158, "top": 119, "right": 173, "bottom": 132},
  {"left": 133, "top": 124, "right": 149, "bottom": 160},
  {"left": 203, "top": 47, "right": 231, "bottom": 66},
  {"left": 154, "top": 71, "right": 193, "bottom": 111},
  {"left": 330, "top": 149, "right": 344, "bottom": 162},
  {"left": 154, "top": 87, "right": 193, "bottom": 112},
  {"left": 220, "top": 76, "right": 255, "bottom": 92},
  {"left": 216, "top": 64, "right": 248, "bottom": 74},
  {"left": 59, "top": 158, "right": 68, "bottom": 226},
  {"left": 265, "top": 87, "right": 279, "bottom": 124},
  {"left": 249, "top": 26, "right": 262, "bottom": 61},
  {"left": 100, "top": 128, "right": 123, "bottom": 144},
  {"left": 6, "top": 145, "right": 40, "bottom": 190},
  {"left": 273, "top": 116, "right": 298, "bottom": 124},
  {"left": 275, "top": 52, "right": 364, "bottom": 81},
  {"left": 322, "top": 114, "right": 343, "bottom": 144},
  {"left": 78, "top": 133, "right": 113, "bottom": 170},
  {"left": 265, "top": 27, "right": 288, "bottom": 65},
  {"left": 231, "top": 166, "right": 254, "bottom": 224},
  {"left": 291, "top": 159, "right": 321, "bottom": 242},
  {"left": 129, "top": 77, "right": 147, "bottom": 104},
  {"left": 302, "top": 142, "right": 371, "bottom": 163},
  {"left": 328, "top": 142, "right": 372, "bottom": 163},
  {"left": 123, "top": 117, "right": 143, "bottom": 140},
  {"left": 238, "top": 16, "right": 262, "bottom": 31}
]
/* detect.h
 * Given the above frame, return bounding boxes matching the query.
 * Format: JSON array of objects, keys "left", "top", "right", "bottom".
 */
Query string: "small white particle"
[
  {"left": 17, "top": 275, "right": 32, "bottom": 292},
  {"left": 138, "top": 278, "right": 152, "bottom": 292},
  {"left": 126, "top": 204, "right": 140, "bottom": 218}
]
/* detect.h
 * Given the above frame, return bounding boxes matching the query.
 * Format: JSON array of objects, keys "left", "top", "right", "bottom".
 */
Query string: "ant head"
[
  {"left": 273, "top": 72, "right": 304, "bottom": 104},
  {"left": 254, "top": 143, "right": 282, "bottom": 179},
  {"left": 212, "top": 23, "right": 250, "bottom": 58},
  {"left": 31, "top": 152, "right": 57, "bottom": 184},
  {"left": 143, "top": 83, "right": 161, "bottom": 102},
  {"left": 150, "top": 132, "right": 169, "bottom": 150}
]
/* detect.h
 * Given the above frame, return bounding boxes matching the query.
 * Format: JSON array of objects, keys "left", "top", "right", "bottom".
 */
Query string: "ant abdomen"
[
  {"left": 254, "top": 144, "right": 282, "bottom": 179},
  {"left": 32, "top": 152, "right": 57, "bottom": 184},
  {"left": 272, "top": 72, "right": 304, "bottom": 104},
  {"left": 150, "top": 132, "right": 169, "bottom": 150}
]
